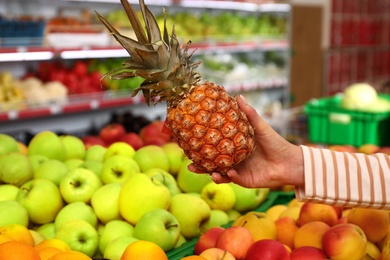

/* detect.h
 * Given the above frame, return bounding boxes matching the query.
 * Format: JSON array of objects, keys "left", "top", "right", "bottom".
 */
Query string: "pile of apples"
[
  {"left": 186, "top": 199, "right": 390, "bottom": 259},
  {"left": 0, "top": 122, "right": 270, "bottom": 260}
]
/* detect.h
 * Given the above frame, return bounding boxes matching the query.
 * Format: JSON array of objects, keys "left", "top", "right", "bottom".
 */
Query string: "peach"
[
  {"left": 362, "top": 241, "right": 381, "bottom": 260},
  {"left": 347, "top": 208, "right": 390, "bottom": 243},
  {"left": 298, "top": 202, "right": 339, "bottom": 227},
  {"left": 329, "top": 145, "right": 358, "bottom": 152},
  {"left": 199, "top": 248, "right": 236, "bottom": 260},
  {"left": 278, "top": 206, "right": 300, "bottom": 222},
  {"left": 275, "top": 216, "right": 299, "bottom": 250},
  {"left": 358, "top": 144, "right": 380, "bottom": 154},
  {"left": 290, "top": 246, "right": 327, "bottom": 260},
  {"left": 287, "top": 198, "right": 305, "bottom": 209},
  {"left": 294, "top": 221, "right": 330, "bottom": 250},
  {"left": 232, "top": 212, "right": 277, "bottom": 241},
  {"left": 322, "top": 223, "right": 367, "bottom": 260},
  {"left": 265, "top": 204, "right": 288, "bottom": 222}
]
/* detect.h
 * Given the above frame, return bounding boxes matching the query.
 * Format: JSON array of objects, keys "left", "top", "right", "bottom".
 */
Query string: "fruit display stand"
[
  {"left": 166, "top": 191, "right": 296, "bottom": 260},
  {"left": 304, "top": 94, "right": 390, "bottom": 147}
]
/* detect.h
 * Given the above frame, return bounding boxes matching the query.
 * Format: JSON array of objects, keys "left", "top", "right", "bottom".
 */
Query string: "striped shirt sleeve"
[{"left": 295, "top": 145, "right": 390, "bottom": 209}]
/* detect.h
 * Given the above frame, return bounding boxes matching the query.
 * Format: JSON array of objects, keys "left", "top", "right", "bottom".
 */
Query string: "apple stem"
[
  {"left": 242, "top": 220, "right": 248, "bottom": 228},
  {"left": 165, "top": 223, "right": 179, "bottom": 229}
]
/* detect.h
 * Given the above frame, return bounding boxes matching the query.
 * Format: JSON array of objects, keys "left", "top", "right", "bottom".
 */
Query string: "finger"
[
  {"left": 236, "top": 95, "right": 276, "bottom": 136},
  {"left": 211, "top": 172, "right": 232, "bottom": 184}
]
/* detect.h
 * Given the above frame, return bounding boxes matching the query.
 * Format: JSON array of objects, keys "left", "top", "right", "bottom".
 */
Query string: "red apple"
[
  {"left": 194, "top": 227, "right": 225, "bottom": 255},
  {"left": 99, "top": 123, "right": 126, "bottom": 145},
  {"left": 290, "top": 246, "right": 327, "bottom": 260},
  {"left": 245, "top": 239, "right": 290, "bottom": 260},
  {"left": 215, "top": 226, "right": 253, "bottom": 259},
  {"left": 120, "top": 132, "right": 144, "bottom": 151},
  {"left": 322, "top": 223, "right": 367, "bottom": 259},
  {"left": 139, "top": 121, "right": 172, "bottom": 146},
  {"left": 81, "top": 135, "right": 107, "bottom": 148}
]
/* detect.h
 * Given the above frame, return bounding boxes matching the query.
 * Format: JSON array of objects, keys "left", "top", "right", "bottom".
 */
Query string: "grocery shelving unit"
[{"left": 0, "top": 0, "right": 291, "bottom": 136}]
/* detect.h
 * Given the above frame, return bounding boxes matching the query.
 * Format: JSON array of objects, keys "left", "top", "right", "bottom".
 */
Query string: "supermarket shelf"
[
  {"left": 61, "top": 0, "right": 290, "bottom": 13},
  {"left": 0, "top": 78, "right": 286, "bottom": 122},
  {"left": 0, "top": 39, "right": 288, "bottom": 62}
]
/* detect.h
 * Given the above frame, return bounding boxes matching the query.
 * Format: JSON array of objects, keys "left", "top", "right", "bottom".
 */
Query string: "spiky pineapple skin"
[{"left": 166, "top": 81, "right": 255, "bottom": 174}]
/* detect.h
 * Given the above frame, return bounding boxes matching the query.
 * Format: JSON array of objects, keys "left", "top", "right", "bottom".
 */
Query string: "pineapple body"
[{"left": 167, "top": 81, "right": 255, "bottom": 174}]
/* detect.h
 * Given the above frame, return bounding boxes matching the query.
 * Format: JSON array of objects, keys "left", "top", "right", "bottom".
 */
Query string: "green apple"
[
  {"left": 37, "top": 222, "right": 56, "bottom": 239},
  {"left": 144, "top": 168, "right": 181, "bottom": 196},
  {"left": 161, "top": 142, "right": 185, "bottom": 175},
  {"left": 133, "top": 208, "right": 180, "bottom": 252},
  {"left": 91, "top": 182, "right": 122, "bottom": 224},
  {"left": 64, "top": 158, "right": 84, "bottom": 170},
  {"left": 55, "top": 219, "right": 98, "bottom": 257},
  {"left": 0, "top": 200, "right": 29, "bottom": 227},
  {"left": 133, "top": 145, "right": 170, "bottom": 172},
  {"left": 27, "top": 131, "right": 65, "bottom": 161},
  {"left": 0, "top": 152, "right": 33, "bottom": 187},
  {"left": 104, "top": 235, "right": 138, "bottom": 260},
  {"left": 33, "top": 159, "right": 68, "bottom": 186},
  {"left": 101, "top": 155, "right": 140, "bottom": 184},
  {"left": 104, "top": 142, "right": 135, "bottom": 160},
  {"left": 0, "top": 134, "right": 19, "bottom": 156},
  {"left": 59, "top": 168, "right": 102, "bottom": 204},
  {"left": 16, "top": 178, "right": 63, "bottom": 225},
  {"left": 229, "top": 183, "right": 270, "bottom": 212},
  {"left": 168, "top": 193, "right": 211, "bottom": 239},
  {"left": 176, "top": 158, "right": 212, "bottom": 193},
  {"left": 84, "top": 145, "right": 107, "bottom": 162},
  {"left": 28, "top": 154, "right": 49, "bottom": 171},
  {"left": 99, "top": 219, "right": 134, "bottom": 255},
  {"left": 55, "top": 201, "right": 98, "bottom": 230},
  {"left": 201, "top": 182, "right": 236, "bottom": 212},
  {"left": 203, "top": 209, "right": 230, "bottom": 230},
  {"left": 60, "top": 135, "right": 86, "bottom": 160},
  {"left": 175, "top": 234, "right": 187, "bottom": 248},
  {"left": 0, "top": 184, "right": 19, "bottom": 201},
  {"left": 227, "top": 209, "right": 242, "bottom": 222},
  {"left": 119, "top": 173, "right": 171, "bottom": 225},
  {"left": 79, "top": 160, "right": 103, "bottom": 178}
]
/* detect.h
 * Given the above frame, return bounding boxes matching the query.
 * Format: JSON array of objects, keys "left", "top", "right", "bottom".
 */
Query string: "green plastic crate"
[
  {"left": 166, "top": 191, "right": 296, "bottom": 260},
  {"left": 304, "top": 94, "right": 390, "bottom": 147}
]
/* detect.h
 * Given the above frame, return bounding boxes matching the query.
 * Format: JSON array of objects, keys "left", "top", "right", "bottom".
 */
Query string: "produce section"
[{"left": 1, "top": 0, "right": 390, "bottom": 259}]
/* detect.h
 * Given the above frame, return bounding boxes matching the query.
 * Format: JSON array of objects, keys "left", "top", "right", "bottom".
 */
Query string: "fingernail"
[{"left": 239, "top": 95, "right": 248, "bottom": 105}]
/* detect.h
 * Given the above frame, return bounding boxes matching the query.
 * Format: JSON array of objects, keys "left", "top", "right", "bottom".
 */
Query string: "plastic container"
[
  {"left": 304, "top": 94, "right": 390, "bottom": 147},
  {"left": 166, "top": 191, "right": 296, "bottom": 260},
  {"left": 0, "top": 19, "right": 45, "bottom": 46}
]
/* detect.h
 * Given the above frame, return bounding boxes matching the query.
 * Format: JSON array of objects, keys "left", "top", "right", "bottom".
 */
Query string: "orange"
[
  {"left": 35, "top": 238, "right": 71, "bottom": 252},
  {"left": 36, "top": 247, "right": 63, "bottom": 260},
  {"left": 0, "top": 223, "right": 34, "bottom": 246},
  {"left": 47, "top": 250, "right": 92, "bottom": 260},
  {"left": 0, "top": 240, "right": 40, "bottom": 260},
  {"left": 181, "top": 256, "right": 207, "bottom": 260},
  {"left": 120, "top": 240, "right": 168, "bottom": 260}
]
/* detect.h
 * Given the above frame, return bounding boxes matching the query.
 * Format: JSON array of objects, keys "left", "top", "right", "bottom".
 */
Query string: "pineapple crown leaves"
[{"left": 95, "top": 0, "right": 201, "bottom": 106}]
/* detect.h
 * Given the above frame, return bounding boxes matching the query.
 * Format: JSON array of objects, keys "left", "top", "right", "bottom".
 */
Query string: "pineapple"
[{"left": 96, "top": 0, "right": 255, "bottom": 174}]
